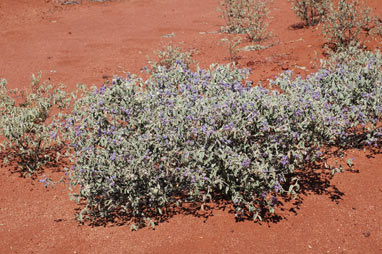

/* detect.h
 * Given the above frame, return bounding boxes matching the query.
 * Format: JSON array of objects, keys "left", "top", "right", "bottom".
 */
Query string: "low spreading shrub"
[
  {"left": 219, "top": 0, "right": 272, "bottom": 42},
  {"left": 57, "top": 45, "right": 382, "bottom": 229}
]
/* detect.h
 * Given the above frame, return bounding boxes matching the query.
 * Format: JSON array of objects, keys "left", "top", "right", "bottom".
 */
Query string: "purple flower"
[
  {"left": 271, "top": 196, "right": 278, "bottom": 206},
  {"left": 50, "top": 131, "right": 57, "bottom": 140},
  {"left": 241, "top": 159, "right": 250, "bottom": 168},
  {"left": 39, "top": 174, "right": 49, "bottom": 188},
  {"left": 201, "top": 125, "right": 208, "bottom": 134},
  {"left": 281, "top": 155, "right": 288, "bottom": 166},
  {"left": 98, "top": 85, "right": 106, "bottom": 95},
  {"left": 75, "top": 127, "right": 82, "bottom": 137},
  {"left": 224, "top": 122, "right": 234, "bottom": 131},
  {"left": 39, "top": 175, "right": 46, "bottom": 184},
  {"left": 274, "top": 182, "right": 282, "bottom": 193},
  {"left": 313, "top": 92, "right": 321, "bottom": 100},
  {"left": 110, "top": 152, "right": 116, "bottom": 161},
  {"left": 109, "top": 177, "right": 115, "bottom": 186}
]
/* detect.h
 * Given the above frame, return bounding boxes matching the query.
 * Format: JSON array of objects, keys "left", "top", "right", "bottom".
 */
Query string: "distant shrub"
[
  {"left": 0, "top": 75, "right": 69, "bottom": 177},
  {"left": 289, "top": 0, "right": 330, "bottom": 27},
  {"left": 219, "top": 0, "right": 272, "bottom": 42},
  {"left": 59, "top": 45, "right": 382, "bottom": 229},
  {"left": 322, "top": 0, "right": 372, "bottom": 50}
]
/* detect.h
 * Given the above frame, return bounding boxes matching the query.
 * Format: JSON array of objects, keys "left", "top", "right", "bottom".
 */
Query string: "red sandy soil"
[{"left": 0, "top": 0, "right": 382, "bottom": 253}]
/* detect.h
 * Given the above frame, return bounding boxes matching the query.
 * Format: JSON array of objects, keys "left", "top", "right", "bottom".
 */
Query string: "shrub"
[
  {"left": 145, "top": 43, "right": 197, "bottom": 74},
  {"left": 0, "top": 75, "right": 69, "bottom": 177},
  {"left": 219, "top": 0, "right": 272, "bottom": 42},
  {"left": 219, "top": 35, "right": 242, "bottom": 63},
  {"left": 322, "top": 0, "right": 372, "bottom": 50},
  {"left": 60, "top": 45, "right": 382, "bottom": 229},
  {"left": 289, "top": 0, "right": 330, "bottom": 27}
]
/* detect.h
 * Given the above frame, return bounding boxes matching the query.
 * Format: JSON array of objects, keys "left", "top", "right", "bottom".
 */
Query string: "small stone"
[{"left": 161, "top": 32, "right": 175, "bottom": 38}]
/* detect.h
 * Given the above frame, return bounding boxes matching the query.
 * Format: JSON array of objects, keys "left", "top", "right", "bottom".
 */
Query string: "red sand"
[{"left": 0, "top": 0, "right": 381, "bottom": 253}]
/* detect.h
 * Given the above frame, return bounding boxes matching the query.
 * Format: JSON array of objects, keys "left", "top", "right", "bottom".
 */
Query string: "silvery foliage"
[
  {"left": 61, "top": 46, "right": 382, "bottom": 230},
  {"left": 0, "top": 75, "right": 69, "bottom": 177}
]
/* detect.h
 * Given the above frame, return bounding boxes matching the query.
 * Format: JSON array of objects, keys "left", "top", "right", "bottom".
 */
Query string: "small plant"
[
  {"left": 322, "top": 0, "right": 372, "bottom": 50},
  {"left": 219, "top": 0, "right": 272, "bottom": 42},
  {"left": 289, "top": 0, "right": 330, "bottom": 27},
  {"left": 0, "top": 74, "right": 69, "bottom": 177},
  {"left": 219, "top": 35, "right": 242, "bottom": 63},
  {"left": 145, "top": 43, "right": 197, "bottom": 74}
]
